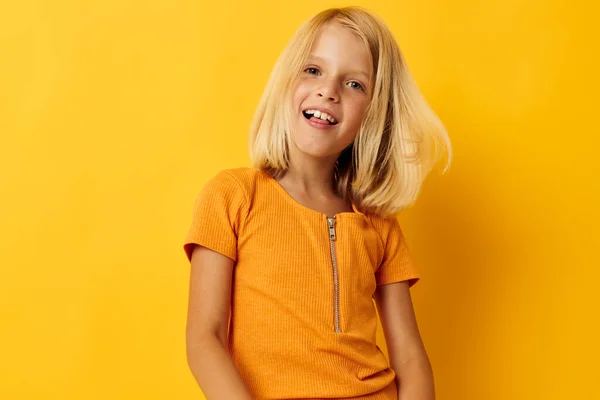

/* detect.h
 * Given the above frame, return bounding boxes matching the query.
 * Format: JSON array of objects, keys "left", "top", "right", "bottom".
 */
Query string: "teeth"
[{"left": 304, "top": 109, "right": 337, "bottom": 123}]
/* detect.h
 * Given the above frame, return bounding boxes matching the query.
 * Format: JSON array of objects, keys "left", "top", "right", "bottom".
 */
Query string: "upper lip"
[{"left": 302, "top": 106, "right": 340, "bottom": 122}]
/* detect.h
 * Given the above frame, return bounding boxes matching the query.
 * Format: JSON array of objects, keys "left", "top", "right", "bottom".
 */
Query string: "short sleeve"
[
  {"left": 375, "top": 217, "right": 420, "bottom": 287},
  {"left": 183, "top": 170, "right": 247, "bottom": 262}
]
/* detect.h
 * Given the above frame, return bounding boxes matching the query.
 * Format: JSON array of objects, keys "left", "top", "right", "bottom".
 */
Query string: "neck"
[{"left": 281, "top": 148, "right": 339, "bottom": 197}]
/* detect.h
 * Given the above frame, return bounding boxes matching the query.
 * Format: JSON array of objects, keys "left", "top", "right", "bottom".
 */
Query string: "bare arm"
[
  {"left": 185, "top": 245, "right": 253, "bottom": 400},
  {"left": 374, "top": 281, "right": 435, "bottom": 400}
]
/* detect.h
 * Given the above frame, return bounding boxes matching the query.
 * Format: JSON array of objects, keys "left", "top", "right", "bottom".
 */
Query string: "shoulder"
[
  {"left": 216, "top": 166, "right": 264, "bottom": 187},
  {"left": 366, "top": 212, "right": 402, "bottom": 242},
  {"left": 197, "top": 166, "right": 269, "bottom": 209},
  {"left": 201, "top": 167, "right": 262, "bottom": 195}
]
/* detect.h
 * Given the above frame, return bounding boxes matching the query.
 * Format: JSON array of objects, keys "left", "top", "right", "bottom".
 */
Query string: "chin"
[{"left": 291, "top": 132, "right": 337, "bottom": 159}]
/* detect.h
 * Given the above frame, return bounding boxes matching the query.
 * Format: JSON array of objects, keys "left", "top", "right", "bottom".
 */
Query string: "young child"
[{"left": 183, "top": 6, "right": 452, "bottom": 400}]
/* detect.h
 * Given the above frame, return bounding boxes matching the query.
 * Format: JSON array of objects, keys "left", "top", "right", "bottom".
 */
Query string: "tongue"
[{"left": 310, "top": 116, "right": 330, "bottom": 125}]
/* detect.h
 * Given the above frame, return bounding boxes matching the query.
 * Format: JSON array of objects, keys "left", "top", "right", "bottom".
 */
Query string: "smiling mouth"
[{"left": 302, "top": 110, "right": 339, "bottom": 125}]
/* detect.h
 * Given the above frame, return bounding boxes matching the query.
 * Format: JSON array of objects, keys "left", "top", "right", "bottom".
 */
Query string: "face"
[{"left": 290, "top": 22, "right": 373, "bottom": 161}]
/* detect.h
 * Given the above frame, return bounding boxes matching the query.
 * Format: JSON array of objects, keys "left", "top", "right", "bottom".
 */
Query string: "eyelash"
[{"left": 303, "top": 67, "right": 365, "bottom": 92}]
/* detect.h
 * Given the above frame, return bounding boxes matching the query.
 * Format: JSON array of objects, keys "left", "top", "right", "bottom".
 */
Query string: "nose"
[{"left": 316, "top": 79, "right": 339, "bottom": 102}]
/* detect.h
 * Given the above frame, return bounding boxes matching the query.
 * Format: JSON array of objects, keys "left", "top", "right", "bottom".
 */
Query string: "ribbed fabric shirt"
[{"left": 183, "top": 167, "right": 420, "bottom": 400}]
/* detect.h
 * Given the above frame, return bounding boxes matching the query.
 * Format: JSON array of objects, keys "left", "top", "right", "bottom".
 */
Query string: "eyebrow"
[{"left": 306, "top": 54, "right": 371, "bottom": 81}]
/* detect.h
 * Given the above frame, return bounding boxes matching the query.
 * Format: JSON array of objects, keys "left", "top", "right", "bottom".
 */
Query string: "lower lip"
[{"left": 303, "top": 115, "right": 337, "bottom": 130}]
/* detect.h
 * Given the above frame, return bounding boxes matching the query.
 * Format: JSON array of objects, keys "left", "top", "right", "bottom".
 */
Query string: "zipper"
[{"left": 327, "top": 216, "right": 341, "bottom": 333}]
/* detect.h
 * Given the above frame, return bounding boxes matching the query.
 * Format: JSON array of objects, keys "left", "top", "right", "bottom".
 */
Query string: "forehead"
[{"left": 306, "top": 22, "right": 372, "bottom": 78}]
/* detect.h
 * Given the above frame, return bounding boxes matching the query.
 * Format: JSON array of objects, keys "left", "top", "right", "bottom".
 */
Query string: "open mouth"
[{"left": 302, "top": 109, "right": 339, "bottom": 125}]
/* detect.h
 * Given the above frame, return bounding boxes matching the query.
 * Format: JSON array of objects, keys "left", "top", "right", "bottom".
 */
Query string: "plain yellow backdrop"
[{"left": 1, "top": 0, "right": 598, "bottom": 399}]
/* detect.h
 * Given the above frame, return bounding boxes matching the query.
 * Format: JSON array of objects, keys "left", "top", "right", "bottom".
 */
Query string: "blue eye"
[
  {"left": 304, "top": 67, "right": 320, "bottom": 75},
  {"left": 347, "top": 81, "right": 364, "bottom": 91}
]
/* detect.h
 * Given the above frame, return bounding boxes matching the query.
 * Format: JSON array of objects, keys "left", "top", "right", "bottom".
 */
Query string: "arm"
[
  {"left": 374, "top": 281, "right": 435, "bottom": 400},
  {"left": 185, "top": 245, "right": 253, "bottom": 400}
]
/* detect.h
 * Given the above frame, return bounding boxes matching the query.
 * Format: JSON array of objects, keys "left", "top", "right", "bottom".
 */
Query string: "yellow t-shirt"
[{"left": 183, "top": 167, "right": 420, "bottom": 400}]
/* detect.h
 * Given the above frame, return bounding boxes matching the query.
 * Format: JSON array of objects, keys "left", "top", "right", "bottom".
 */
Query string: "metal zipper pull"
[{"left": 327, "top": 216, "right": 336, "bottom": 240}]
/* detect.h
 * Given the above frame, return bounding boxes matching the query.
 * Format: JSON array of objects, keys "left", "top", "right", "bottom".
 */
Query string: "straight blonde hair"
[{"left": 249, "top": 6, "right": 452, "bottom": 218}]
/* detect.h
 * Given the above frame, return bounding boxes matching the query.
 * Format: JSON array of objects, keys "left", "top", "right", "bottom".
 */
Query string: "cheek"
[
  {"left": 291, "top": 81, "right": 311, "bottom": 109},
  {"left": 344, "top": 100, "right": 370, "bottom": 130}
]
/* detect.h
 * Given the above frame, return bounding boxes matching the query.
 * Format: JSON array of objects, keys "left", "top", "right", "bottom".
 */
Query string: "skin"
[
  {"left": 375, "top": 283, "right": 436, "bottom": 399},
  {"left": 280, "top": 21, "right": 373, "bottom": 217},
  {"left": 185, "top": 21, "right": 434, "bottom": 400}
]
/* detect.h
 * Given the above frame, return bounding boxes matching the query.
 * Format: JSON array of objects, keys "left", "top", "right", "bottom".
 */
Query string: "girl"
[{"left": 183, "top": 6, "right": 452, "bottom": 400}]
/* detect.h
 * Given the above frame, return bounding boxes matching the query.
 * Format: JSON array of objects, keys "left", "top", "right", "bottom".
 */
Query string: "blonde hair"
[{"left": 249, "top": 6, "right": 452, "bottom": 218}]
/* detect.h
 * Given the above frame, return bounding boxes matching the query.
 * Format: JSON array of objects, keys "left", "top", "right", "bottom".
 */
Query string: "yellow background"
[{"left": 1, "top": 1, "right": 597, "bottom": 399}]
